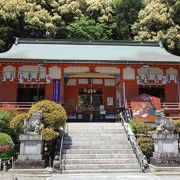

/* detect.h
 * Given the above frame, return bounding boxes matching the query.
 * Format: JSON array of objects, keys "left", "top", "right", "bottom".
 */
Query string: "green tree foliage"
[
  {"left": 0, "top": 108, "right": 18, "bottom": 136},
  {"left": 0, "top": 0, "right": 179, "bottom": 53},
  {"left": 132, "top": 0, "right": 180, "bottom": 54},
  {"left": 67, "top": 17, "right": 112, "bottom": 40},
  {"left": 0, "top": 133, "right": 14, "bottom": 158},
  {"left": 85, "top": 0, "right": 114, "bottom": 24},
  {"left": 0, "top": 0, "right": 56, "bottom": 51},
  {"left": 113, "top": 0, "right": 144, "bottom": 40}
]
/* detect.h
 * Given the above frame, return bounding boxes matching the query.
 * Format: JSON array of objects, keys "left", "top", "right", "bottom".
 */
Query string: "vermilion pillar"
[
  {"left": 61, "top": 66, "right": 64, "bottom": 105},
  {"left": 0, "top": 63, "right": 2, "bottom": 101}
]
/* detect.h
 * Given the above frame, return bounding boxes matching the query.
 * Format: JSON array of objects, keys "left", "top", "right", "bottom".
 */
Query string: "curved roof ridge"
[{"left": 17, "top": 38, "right": 160, "bottom": 47}]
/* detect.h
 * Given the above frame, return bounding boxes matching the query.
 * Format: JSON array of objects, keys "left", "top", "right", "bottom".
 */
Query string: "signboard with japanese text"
[{"left": 53, "top": 79, "right": 61, "bottom": 103}]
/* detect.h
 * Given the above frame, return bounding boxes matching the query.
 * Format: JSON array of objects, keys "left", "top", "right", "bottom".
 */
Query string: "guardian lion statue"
[
  {"left": 22, "top": 110, "right": 44, "bottom": 134},
  {"left": 155, "top": 110, "right": 175, "bottom": 133}
]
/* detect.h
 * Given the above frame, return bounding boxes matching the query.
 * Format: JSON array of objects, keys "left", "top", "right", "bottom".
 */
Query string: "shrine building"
[{"left": 0, "top": 38, "right": 180, "bottom": 120}]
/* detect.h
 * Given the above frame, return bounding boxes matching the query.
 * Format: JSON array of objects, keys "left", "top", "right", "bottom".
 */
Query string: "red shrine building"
[{"left": 0, "top": 38, "right": 180, "bottom": 120}]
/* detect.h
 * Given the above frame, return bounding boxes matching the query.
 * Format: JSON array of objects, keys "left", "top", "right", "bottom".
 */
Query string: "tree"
[
  {"left": 132, "top": 0, "right": 180, "bottom": 55},
  {"left": 0, "top": 0, "right": 56, "bottom": 52},
  {"left": 85, "top": 0, "right": 114, "bottom": 24},
  {"left": 113, "top": 0, "right": 144, "bottom": 40},
  {"left": 66, "top": 17, "right": 112, "bottom": 40}
]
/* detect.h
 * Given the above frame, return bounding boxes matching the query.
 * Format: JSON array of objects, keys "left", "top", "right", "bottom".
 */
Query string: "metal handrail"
[
  {"left": 118, "top": 112, "right": 149, "bottom": 172},
  {"left": 59, "top": 122, "right": 66, "bottom": 173}
]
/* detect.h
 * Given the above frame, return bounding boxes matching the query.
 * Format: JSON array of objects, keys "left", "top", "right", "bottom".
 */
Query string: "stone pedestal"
[
  {"left": 150, "top": 133, "right": 180, "bottom": 166},
  {"left": 14, "top": 134, "right": 45, "bottom": 169}
]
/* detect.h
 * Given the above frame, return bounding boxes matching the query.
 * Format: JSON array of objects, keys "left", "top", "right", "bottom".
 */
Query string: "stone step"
[
  {"left": 66, "top": 123, "right": 123, "bottom": 128},
  {"left": 63, "top": 153, "right": 136, "bottom": 159},
  {"left": 64, "top": 163, "right": 140, "bottom": 170},
  {"left": 66, "top": 129, "right": 125, "bottom": 133},
  {"left": 63, "top": 144, "right": 131, "bottom": 149},
  {"left": 64, "top": 158, "right": 138, "bottom": 164},
  {"left": 62, "top": 149, "right": 133, "bottom": 154},
  {"left": 63, "top": 140, "right": 130, "bottom": 146},
  {"left": 64, "top": 132, "right": 126, "bottom": 136},
  {"left": 62, "top": 169, "right": 142, "bottom": 174},
  {"left": 63, "top": 136, "right": 128, "bottom": 141}
]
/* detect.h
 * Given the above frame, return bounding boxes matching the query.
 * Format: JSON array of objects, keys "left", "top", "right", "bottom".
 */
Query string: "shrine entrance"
[{"left": 78, "top": 88, "right": 103, "bottom": 121}]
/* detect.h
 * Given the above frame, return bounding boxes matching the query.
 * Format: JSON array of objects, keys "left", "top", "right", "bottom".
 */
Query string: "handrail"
[
  {"left": 59, "top": 122, "right": 66, "bottom": 173},
  {"left": 118, "top": 112, "right": 149, "bottom": 172}
]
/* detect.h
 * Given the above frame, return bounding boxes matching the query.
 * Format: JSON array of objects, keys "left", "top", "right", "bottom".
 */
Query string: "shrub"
[
  {"left": 29, "top": 100, "right": 67, "bottom": 128},
  {"left": 0, "top": 110, "right": 10, "bottom": 131},
  {"left": 137, "top": 137, "right": 154, "bottom": 162},
  {"left": 41, "top": 128, "right": 59, "bottom": 141},
  {"left": 0, "top": 133, "right": 14, "bottom": 158},
  {"left": 129, "top": 120, "right": 148, "bottom": 134},
  {"left": 172, "top": 120, "right": 180, "bottom": 134},
  {"left": 11, "top": 100, "right": 67, "bottom": 141},
  {"left": 0, "top": 109, "right": 18, "bottom": 136},
  {"left": 10, "top": 113, "right": 29, "bottom": 129}
]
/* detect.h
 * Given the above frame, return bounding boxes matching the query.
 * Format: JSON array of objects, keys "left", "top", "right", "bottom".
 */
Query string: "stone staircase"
[{"left": 61, "top": 123, "right": 141, "bottom": 173}]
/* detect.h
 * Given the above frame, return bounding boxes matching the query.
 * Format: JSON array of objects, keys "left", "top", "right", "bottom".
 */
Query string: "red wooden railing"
[
  {"left": 0, "top": 102, "right": 35, "bottom": 111},
  {"left": 0, "top": 102, "right": 180, "bottom": 120}
]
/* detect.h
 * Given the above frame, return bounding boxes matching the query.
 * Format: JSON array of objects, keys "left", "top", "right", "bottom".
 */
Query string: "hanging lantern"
[
  {"left": 166, "top": 74, "right": 170, "bottom": 83},
  {"left": 2, "top": 72, "right": 6, "bottom": 81},
  {"left": 36, "top": 73, "right": 40, "bottom": 82},
  {"left": 9, "top": 72, "right": 15, "bottom": 81},
  {"left": 154, "top": 74, "right": 159, "bottom": 84},
  {"left": 45, "top": 74, "right": 51, "bottom": 84},
  {"left": 144, "top": 74, "right": 149, "bottom": 84},
  {"left": 18, "top": 73, "right": 25, "bottom": 83},
  {"left": 161, "top": 75, "right": 167, "bottom": 85},
  {"left": 174, "top": 75, "right": 178, "bottom": 84},
  {"left": 136, "top": 75, "right": 142, "bottom": 85},
  {"left": 27, "top": 72, "right": 32, "bottom": 82}
]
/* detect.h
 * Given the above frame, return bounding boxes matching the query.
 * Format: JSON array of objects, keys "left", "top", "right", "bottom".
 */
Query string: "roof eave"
[{"left": 0, "top": 58, "right": 180, "bottom": 65}]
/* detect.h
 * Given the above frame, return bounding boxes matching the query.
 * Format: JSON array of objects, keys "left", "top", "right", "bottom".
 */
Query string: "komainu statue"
[
  {"left": 155, "top": 110, "right": 175, "bottom": 133},
  {"left": 22, "top": 110, "right": 44, "bottom": 134}
]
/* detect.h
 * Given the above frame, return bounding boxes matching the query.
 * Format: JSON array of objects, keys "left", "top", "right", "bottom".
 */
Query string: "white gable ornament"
[
  {"left": 174, "top": 75, "right": 178, "bottom": 84},
  {"left": 154, "top": 74, "right": 159, "bottom": 84},
  {"left": 2, "top": 72, "right": 6, "bottom": 81},
  {"left": 27, "top": 72, "right": 32, "bottom": 82},
  {"left": 166, "top": 75, "right": 170, "bottom": 83},
  {"left": 136, "top": 75, "right": 142, "bottom": 84},
  {"left": 144, "top": 74, "right": 149, "bottom": 84},
  {"left": 161, "top": 75, "right": 167, "bottom": 85},
  {"left": 10, "top": 72, "right": 15, "bottom": 81},
  {"left": 36, "top": 73, "right": 40, "bottom": 82},
  {"left": 18, "top": 73, "right": 25, "bottom": 83},
  {"left": 45, "top": 74, "right": 51, "bottom": 84}
]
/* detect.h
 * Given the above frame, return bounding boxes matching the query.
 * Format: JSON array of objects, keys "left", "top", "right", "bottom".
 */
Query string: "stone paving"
[
  {"left": 46, "top": 173, "right": 180, "bottom": 180},
  {"left": 1, "top": 172, "right": 180, "bottom": 180}
]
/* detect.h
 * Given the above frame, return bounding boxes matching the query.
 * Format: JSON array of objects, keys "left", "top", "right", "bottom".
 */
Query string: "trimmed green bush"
[
  {"left": 129, "top": 120, "right": 148, "bottom": 134},
  {"left": 29, "top": 100, "right": 67, "bottom": 128},
  {"left": 41, "top": 128, "right": 59, "bottom": 141},
  {"left": 172, "top": 120, "right": 180, "bottom": 134},
  {"left": 11, "top": 100, "right": 67, "bottom": 141},
  {"left": 129, "top": 119, "right": 155, "bottom": 135},
  {"left": 137, "top": 137, "right": 154, "bottom": 162},
  {"left": 0, "top": 133, "right": 14, "bottom": 158},
  {"left": 10, "top": 113, "right": 29, "bottom": 129}
]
